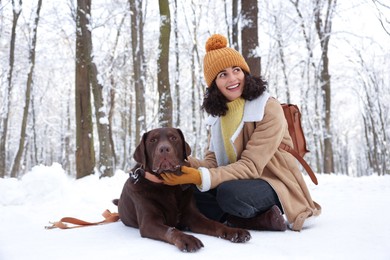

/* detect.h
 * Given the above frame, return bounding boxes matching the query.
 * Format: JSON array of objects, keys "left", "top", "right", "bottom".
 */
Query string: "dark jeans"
[{"left": 192, "top": 179, "right": 282, "bottom": 222}]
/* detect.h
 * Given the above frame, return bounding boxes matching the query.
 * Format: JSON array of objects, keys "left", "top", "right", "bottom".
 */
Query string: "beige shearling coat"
[{"left": 188, "top": 93, "right": 321, "bottom": 231}]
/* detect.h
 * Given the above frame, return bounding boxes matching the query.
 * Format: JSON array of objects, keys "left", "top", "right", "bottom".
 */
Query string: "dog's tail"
[{"left": 112, "top": 199, "right": 119, "bottom": 206}]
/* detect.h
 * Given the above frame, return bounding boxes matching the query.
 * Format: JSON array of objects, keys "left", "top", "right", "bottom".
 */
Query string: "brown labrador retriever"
[{"left": 113, "top": 127, "right": 251, "bottom": 252}]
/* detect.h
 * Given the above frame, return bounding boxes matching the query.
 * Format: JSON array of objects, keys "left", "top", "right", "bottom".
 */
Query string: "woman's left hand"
[{"left": 160, "top": 166, "right": 202, "bottom": 186}]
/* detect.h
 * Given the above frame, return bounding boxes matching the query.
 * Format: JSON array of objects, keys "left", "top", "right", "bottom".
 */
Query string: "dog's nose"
[{"left": 159, "top": 145, "right": 171, "bottom": 154}]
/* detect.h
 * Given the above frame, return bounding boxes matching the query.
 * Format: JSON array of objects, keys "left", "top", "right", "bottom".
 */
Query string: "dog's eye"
[
  {"left": 170, "top": 136, "right": 177, "bottom": 141},
  {"left": 150, "top": 138, "right": 157, "bottom": 143}
]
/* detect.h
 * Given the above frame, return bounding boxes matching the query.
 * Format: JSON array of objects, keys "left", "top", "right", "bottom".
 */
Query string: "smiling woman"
[{"left": 146, "top": 34, "right": 321, "bottom": 232}]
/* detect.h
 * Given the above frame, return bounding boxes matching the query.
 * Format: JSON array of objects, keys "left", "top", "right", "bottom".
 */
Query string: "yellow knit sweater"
[{"left": 220, "top": 97, "right": 245, "bottom": 163}]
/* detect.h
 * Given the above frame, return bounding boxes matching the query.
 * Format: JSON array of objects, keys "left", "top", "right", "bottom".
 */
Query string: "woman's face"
[{"left": 215, "top": 66, "right": 245, "bottom": 101}]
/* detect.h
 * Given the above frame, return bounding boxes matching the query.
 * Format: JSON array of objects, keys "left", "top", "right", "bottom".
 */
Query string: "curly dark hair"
[{"left": 202, "top": 72, "right": 268, "bottom": 117}]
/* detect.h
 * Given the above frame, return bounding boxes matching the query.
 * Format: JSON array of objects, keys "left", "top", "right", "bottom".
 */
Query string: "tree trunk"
[
  {"left": 241, "top": 0, "right": 261, "bottom": 76},
  {"left": 191, "top": 39, "right": 197, "bottom": 156},
  {"left": 74, "top": 0, "right": 114, "bottom": 178},
  {"left": 157, "top": 0, "right": 172, "bottom": 127},
  {"left": 90, "top": 62, "right": 114, "bottom": 178},
  {"left": 62, "top": 88, "right": 72, "bottom": 173},
  {"left": 31, "top": 94, "right": 38, "bottom": 165},
  {"left": 231, "top": 0, "right": 239, "bottom": 49},
  {"left": 129, "top": 0, "right": 146, "bottom": 141},
  {"left": 1, "top": 0, "right": 22, "bottom": 178},
  {"left": 107, "top": 12, "right": 127, "bottom": 169},
  {"left": 10, "top": 0, "right": 42, "bottom": 178},
  {"left": 173, "top": 0, "right": 180, "bottom": 127},
  {"left": 314, "top": 0, "right": 336, "bottom": 174},
  {"left": 75, "top": 0, "right": 95, "bottom": 179}
]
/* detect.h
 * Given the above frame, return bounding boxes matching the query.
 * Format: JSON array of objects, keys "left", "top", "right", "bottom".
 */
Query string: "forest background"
[{"left": 0, "top": 0, "right": 389, "bottom": 179}]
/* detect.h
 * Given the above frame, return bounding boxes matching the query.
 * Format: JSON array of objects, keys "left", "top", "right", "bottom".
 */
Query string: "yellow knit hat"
[{"left": 203, "top": 34, "right": 250, "bottom": 87}]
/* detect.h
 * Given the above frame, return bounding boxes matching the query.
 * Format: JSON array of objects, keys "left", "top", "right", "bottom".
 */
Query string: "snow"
[
  {"left": 1, "top": 164, "right": 390, "bottom": 260},
  {"left": 99, "top": 116, "right": 109, "bottom": 125}
]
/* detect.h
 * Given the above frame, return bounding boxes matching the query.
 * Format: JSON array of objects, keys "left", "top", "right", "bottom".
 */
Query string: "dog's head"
[{"left": 133, "top": 128, "right": 191, "bottom": 176}]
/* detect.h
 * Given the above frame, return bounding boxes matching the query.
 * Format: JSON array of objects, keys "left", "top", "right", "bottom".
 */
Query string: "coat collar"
[
  {"left": 205, "top": 92, "right": 270, "bottom": 126},
  {"left": 205, "top": 92, "right": 270, "bottom": 166}
]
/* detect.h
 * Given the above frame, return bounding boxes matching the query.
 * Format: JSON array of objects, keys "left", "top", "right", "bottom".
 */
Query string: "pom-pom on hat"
[{"left": 203, "top": 34, "right": 250, "bottom": 87}]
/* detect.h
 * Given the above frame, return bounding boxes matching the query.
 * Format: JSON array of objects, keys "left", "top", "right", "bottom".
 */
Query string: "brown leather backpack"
[{"left": 279, "top": 104, "right": 318, "bottom": 185}]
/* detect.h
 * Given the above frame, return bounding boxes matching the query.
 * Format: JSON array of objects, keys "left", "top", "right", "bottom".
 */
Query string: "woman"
[{"left": 153, "top": 34, "right": 321, "bottom": 231}]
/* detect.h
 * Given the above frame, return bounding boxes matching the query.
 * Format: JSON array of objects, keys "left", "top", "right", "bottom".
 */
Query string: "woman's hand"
[{"left": 160, "top": 166, "right": 202, "bottom": 186}]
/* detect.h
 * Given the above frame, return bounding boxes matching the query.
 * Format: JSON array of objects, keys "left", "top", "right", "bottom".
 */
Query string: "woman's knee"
[
  {"left": 215, "top": 179, "right": 281, "bottom": 218},
  {"left": 216, "top": 181, "right": 257, "bottom": 218}
]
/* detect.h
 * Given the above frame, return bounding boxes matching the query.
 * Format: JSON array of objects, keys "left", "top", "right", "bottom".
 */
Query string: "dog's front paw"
[
  {"left": 174, "top": 234, "right": 204, "bottom": 252},
  {"left": 219, "top": 227, "right": 251, "bottom": 243}
]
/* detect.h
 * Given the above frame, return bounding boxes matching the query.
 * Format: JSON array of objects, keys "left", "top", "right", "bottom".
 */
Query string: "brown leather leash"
[
  {"left": 279, "top": 143, "right": 318, "bottom": 185},
  {"left": 45, "top": 209, "right": 119, "bottom": 229}
]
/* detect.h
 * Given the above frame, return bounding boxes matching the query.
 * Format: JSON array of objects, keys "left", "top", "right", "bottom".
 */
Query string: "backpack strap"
[
  {"left": 45, "top": 209, "right": 120, "bottom": 229},
  {"left": 279, "top": 143, "right": 318, "bottom": 185}
]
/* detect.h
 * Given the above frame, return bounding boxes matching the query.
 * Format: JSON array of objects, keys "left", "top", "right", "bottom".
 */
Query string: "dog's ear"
[
  {"left": 133, "top": 132, "right": 148, "bottom": 167},
  {"left": 176, "top": 128, "right": 191, "bottom": 159}
]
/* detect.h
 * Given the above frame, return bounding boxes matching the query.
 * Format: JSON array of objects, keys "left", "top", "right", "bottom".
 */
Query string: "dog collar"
[{"left": 129, "top": 168, "right": 145, "bottom": 184}]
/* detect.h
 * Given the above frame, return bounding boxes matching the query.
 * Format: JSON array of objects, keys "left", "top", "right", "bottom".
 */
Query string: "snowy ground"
[{"left": 1, "top": 163, "right": 389, "bottom": 260}]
